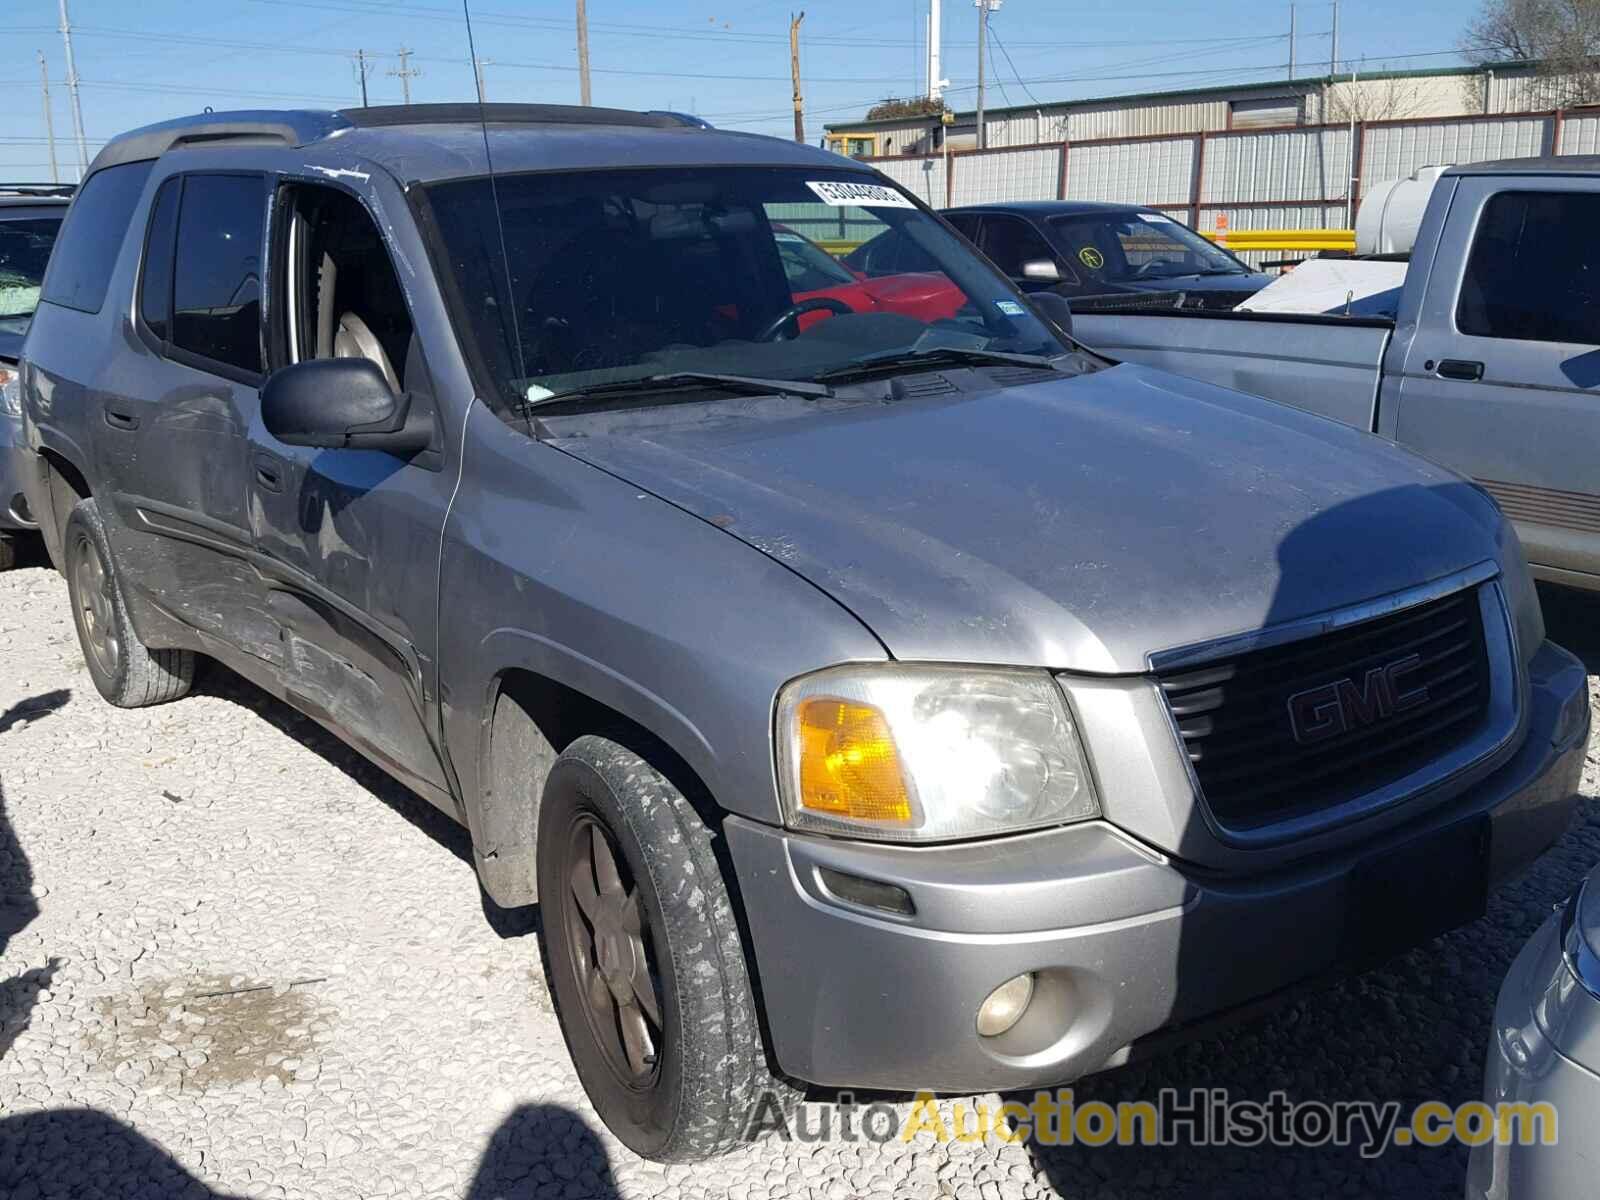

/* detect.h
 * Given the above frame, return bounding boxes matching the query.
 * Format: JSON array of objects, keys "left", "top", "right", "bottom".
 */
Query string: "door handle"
[
  {"left": 1435, "top": 359, "right": 1485, "bottom": 381},
  {"left": 252, "top": 452, "right": 284, "bottom": 494},
  {"left": 102, "top": 406, "right": 140, "bottom": 431}
]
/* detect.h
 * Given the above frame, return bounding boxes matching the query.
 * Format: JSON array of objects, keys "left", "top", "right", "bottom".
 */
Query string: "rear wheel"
[
  {"left": 537, "top": 735, "right": 774, "bottom": 1162},
  {"left": 0, "top": 532, "right": 14, "bottom": 572},
  {"left": 63, "top": 499, "right": 195, "bottom": 708}
]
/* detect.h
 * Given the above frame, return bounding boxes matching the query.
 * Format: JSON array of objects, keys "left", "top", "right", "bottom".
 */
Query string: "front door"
[
  {"left": 975, "top": 213, "right": 1076, "bottom": 296},
  {"left": 245, "top": 179, "right": 455, "bottom": 802},
  {"left": 1388, "top": 177, "right": 1600, "bottom": 587}
]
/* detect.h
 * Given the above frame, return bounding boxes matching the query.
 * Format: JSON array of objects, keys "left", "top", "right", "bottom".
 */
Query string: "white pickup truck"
[{"left": 1074, "top": 156, "right": 1600, "bottom": 593}]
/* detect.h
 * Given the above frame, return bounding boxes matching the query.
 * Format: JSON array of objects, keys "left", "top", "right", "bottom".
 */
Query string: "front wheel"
[
  {"left": 536, "top": 735, "right": 774, "bottom": 1161},
  {"left": 0, "top": 532, "right": 15, "bottom": 572}
]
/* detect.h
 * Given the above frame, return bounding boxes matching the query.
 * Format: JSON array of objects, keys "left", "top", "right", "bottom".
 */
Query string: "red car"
[{"left": 773, "top": 225, "right": 966, "bottom": 330}]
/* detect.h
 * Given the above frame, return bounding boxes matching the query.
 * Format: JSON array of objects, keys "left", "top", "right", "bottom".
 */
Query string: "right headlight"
[{"left": 775, "top": 664, "right": 1100, "bottom": 842}]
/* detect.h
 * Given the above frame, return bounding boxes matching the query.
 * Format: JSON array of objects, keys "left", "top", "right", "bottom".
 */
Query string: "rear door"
[
  {"left": 94, "top": 168, "right": 277, "bottom": 655},
  {"left": 1388, "top": 178, "right": 1600, "bottom": 587}
]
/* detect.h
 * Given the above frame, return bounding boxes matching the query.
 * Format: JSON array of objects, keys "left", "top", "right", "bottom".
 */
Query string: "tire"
[
  {"left": 63, "top": 499, "right": 195, "bottom": 708},
  {"left": 0, "top": 532, "right": 14, "bottom": 572},
  {"left": 537, "top": 734, "right": 773, "bottom": 1162}
]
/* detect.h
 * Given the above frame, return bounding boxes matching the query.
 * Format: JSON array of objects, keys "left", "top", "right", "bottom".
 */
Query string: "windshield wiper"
[
  {"left": 526, "top": 371, "right": 832, "bottom": 411},
  {"left": 815, "top": 346, "right": 1066, "bottom": 383}
]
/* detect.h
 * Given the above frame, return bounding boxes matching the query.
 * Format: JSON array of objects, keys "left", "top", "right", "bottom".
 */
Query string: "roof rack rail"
[
  {"left": 0, "top": 183, "right": 76, "bottom": 197},
  {"left": 88, "top": 110, "right": 351, "bottom": 174},
  {"left": 338, "top": 102, "right": 703, "bottom": 130}
]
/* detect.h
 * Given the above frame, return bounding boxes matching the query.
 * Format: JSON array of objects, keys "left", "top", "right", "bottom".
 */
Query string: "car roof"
[
  {"left": 943, "top": 200, "right": 1152, "bottom": 217},
  {"left": 87, "top": 104, "right": 867, "bottom": 185},
  {"left": 1443, "top": 154, "right": 1600, "bottom": 177}
]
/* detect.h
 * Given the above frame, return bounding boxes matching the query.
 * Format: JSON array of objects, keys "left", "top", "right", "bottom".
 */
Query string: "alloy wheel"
[
  {"left": 564, "top": 816, "right": 666, "bottom": 1086},
  {"left": 73, "top": 530, "right": 120, "bottom": 679}
]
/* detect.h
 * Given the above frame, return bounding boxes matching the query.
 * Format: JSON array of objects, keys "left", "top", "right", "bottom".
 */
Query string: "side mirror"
[
  {"left": 262, "top": 358, "right": 432, "bottom": 455},
  {"left": 1021, "top": 259, "right": 1062, "bottom": 282},
  {"left": 1028, "top": 291, "right": 1073, "bottom": 339}
]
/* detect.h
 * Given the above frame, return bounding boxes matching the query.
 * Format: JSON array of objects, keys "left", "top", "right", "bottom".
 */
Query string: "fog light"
[{"left": 976, "top": 972, "right": 1034, "bottom": 1038}]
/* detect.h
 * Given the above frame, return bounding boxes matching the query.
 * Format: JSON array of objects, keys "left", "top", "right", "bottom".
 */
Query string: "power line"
[{"left": 988, "top": 26, "right": 1040, "bottom": 107}]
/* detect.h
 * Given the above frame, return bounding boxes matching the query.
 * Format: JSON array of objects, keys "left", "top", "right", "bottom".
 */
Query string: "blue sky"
[{"left": 3, "top": 0, "right": 1485, "bottom": 180}]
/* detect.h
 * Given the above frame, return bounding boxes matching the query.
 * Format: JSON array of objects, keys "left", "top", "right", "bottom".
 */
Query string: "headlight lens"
[
  {"left": 0, "top": 366, "right": 19, "bottom": 417},
  {"left": 775, "top": 665, "right": 1099, "bottom": 842}
]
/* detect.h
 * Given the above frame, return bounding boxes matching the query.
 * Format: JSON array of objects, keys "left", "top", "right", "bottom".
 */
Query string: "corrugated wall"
[
  {"left": 871, "top": 154, "right": 948, "bottom": 208},
  {"left": 1559, "top": 112, "right": 1600, "bottom": 155},
  {"left": 1064, "top": 98, "right": 1231, "bottom": 139},
  {"left": 1064, "top": 136, "right": 1196, "bottom": 205},
  {"left": 948, "top": 147, "right": 1060, "bottom": 206},
  {"left": 1203, "top": 127, "right": 1352, "bottom": 203},
  {"left": 1360, "top": 116, "right": 1552, "bottom": 194}
]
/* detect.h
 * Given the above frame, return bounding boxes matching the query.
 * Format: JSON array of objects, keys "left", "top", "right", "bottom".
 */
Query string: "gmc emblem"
[{"left": 1286, "top": 654, "right": 1430, "bottom": 745}]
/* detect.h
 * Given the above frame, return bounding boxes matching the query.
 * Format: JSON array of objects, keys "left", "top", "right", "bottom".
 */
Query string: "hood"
[{"left": 546, "top": 363, "right": 1502, "bottom": 673}]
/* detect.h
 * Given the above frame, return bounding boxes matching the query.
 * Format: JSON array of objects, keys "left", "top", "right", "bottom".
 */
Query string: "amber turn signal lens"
[{"left": 794, "top": 697, "right": 913, "bottom": 824}]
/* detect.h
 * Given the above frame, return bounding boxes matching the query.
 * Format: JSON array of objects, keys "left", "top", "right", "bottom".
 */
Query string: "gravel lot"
[{"left": 1, "top": 550, "right": 1597, "bottom": 1200}]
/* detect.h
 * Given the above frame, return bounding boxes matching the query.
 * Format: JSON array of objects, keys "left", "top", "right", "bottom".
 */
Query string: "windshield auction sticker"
[
  {"left": 806, "top": 180, "right": 916, "bottom": 208},
  {"left": 1078, "top": 246, "right": 1106, "bottom": 270}
]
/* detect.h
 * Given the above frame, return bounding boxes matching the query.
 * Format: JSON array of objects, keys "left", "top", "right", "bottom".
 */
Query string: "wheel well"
[
  {"left": 489, "top": 669, "right": 718, "bottom": 825},
  {"left": 39, "top": 450, "right": 91, "bottom": 569},
  {"left": 481, "top": 670, "right": 791, "bottom": 1083}
]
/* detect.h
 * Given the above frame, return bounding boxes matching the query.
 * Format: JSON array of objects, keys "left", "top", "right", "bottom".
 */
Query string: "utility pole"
[
  {"left": 976, "top": 0, "right": 1000, "bottom": 150},
  {"left": 474, "top": 57, "right": 493, "bottom": 103},
  {"left": 577, "top": 0, "right": 592, "bottom": 105},
  {"left": 1289, "top": 4, "right": 1296, "bottom": 79},
  {"left": 353, "top": 48, "right": 372, "bottom": 106},
  {"left": 38, "top": 52, "right": 59, "bottom": 185},
  {"left": 927, "top": 0, "right": 948, "bottom": 102},
  {"left": 1330, "top": 0, "right": 1339, "bottom": 75},
  {"left": 388, "top": 47, "right": 421, "bottom": 104},
  {"left": 790, "top": 12, "right": 806, "bottom": 143},
  {"left": 57, "top": 0, "right": 88, "bottom": 179}
]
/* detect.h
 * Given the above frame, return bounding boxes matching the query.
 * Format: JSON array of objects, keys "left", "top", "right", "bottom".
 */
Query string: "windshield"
[
  {"left": 0, "top": 216, "right": 63, "bottom": 331},
  {"left": 424, "top": 167, "right": 1065, "bottom": 407},
  {"left": 1048, "top": 210, "right": 1246, "bottom": 283}
]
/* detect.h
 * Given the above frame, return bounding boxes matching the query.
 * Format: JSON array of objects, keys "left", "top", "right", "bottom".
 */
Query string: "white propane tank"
[{"left": 1355, "top": 165, "right": 1449, "bottom": 257}]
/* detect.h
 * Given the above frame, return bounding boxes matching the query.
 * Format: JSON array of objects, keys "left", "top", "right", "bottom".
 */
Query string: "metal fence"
[{"left": 860, "top": 108, "right": 1589, "bottom": 266}]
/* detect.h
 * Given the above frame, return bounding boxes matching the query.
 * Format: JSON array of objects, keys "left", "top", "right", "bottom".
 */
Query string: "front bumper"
[
  {"left": 0, "top": 408, "right": 36, "bottom": 532},
  {"left": 729, "top": 639, "right": 1589, "bottom": 1093}
]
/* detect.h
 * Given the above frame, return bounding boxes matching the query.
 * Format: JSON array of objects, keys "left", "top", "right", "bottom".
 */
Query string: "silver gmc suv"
[{"left": 16, "top": 104, "right": 1591, "bottom": 1162}]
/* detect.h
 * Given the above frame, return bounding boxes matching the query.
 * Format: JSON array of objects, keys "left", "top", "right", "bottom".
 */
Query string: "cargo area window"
[
  {"left": 279, "top": 183, "right": 418, "bottom": 394},
  {"left": 40, "top": 159, "right": 153, "bottom": 315},
  {"left": 1457, "top": 190, "right": 1600, "bottom": 345}
]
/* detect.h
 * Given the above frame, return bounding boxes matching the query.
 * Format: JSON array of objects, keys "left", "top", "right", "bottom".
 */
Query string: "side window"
[
  {"left": 39, "top": 159, "right": 155, "bottom": 314},
  {"left": 978, "top": 216, "right": 1058, "bottom": 278},
  {"left": 139, "top": 178, "right": 181, "bottom": 343},
  {"left": 172, "top": 174, "right": 266, "bottom": 376},
  {"left": 283, "top": 184, "right": 416, "bottom": 393},
  {"left": 944, "top": 212, "right": 982, "bottom": 241},
  {"left": 1458, "top": 191, "right": 1600, "bottom": 345}
]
